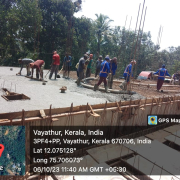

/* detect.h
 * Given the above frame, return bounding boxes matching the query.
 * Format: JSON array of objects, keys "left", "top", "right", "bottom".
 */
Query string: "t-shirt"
[
  {"left": 96, "top": 60, "right": 102, "bottom": 69},
  {"left": 34, "top": 60, "right": 44, "bottom": 70},
  {"left": 78, "top": 57, "right": 85, "bottom": 72},
  {"left": 52, "top": 54, "right": 60, "bottom": 65},
  {"left": 64, "top": 56, "right": 72, "bottom": 66},
  {"left": 87, "top": 59, "right": 93, "bottom": 69},
  {"left": 20, "top": 58, "right": 34, "bottom": 71}
]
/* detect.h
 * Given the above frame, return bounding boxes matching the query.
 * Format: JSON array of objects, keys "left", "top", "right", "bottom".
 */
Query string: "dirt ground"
[{"left": 67, "top": 71, "right": 180, "bottom": 98}]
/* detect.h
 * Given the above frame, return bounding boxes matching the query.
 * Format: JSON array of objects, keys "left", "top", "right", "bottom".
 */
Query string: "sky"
[{"left": 74, "top": 0, "right": 180, "bottom": 51}]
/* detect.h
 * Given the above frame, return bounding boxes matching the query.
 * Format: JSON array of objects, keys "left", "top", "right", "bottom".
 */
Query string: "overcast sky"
[{"left": 74, "top": 0, "right": 180, "bottom": 51}]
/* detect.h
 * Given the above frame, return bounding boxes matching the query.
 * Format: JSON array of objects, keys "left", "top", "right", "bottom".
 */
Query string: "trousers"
[
  {"left": 97, "top": 76, "right": 107, "bottom": 86},
  {"left": 49, "top": 65, "right": 59, "bottom": 79},
  {"left": 157, "top": 79, "right": 164, "bottom": 90}
]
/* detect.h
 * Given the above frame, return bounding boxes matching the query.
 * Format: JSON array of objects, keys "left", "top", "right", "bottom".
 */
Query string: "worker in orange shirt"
[{"left": 49, "top": 50, "right": 60, "bottom": 80}]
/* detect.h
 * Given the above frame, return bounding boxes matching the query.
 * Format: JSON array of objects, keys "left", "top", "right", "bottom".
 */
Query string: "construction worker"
[
  {"left": 17, "top": 58, "right": 34, "bottom": 76},
  {"left": 171, "top": 71, "right": 180, "bottom": 85},
  {"left": 86, "top": 54, "right": 93, "bottom": 78},
  {"left": 108, "top": 57, "right": 117, "bottom": 89},
  {"left": 154, "top": 64, "right": 171, "bottom": 91},
  {"left": 119, "top": 60, "right": 136, "bottom": 91},
  {"left": 95, "top": 55, "right": 103, "bottom": 77},
  {"left": 63, "top": 52, "right": 72, "bottom": 78},
  {"left": 84, "top": 60, "right": 89, "bottom": 78},
  {"left": 94, "top": 56, "right": 110, "bottom": 92},
  {"left": 49, "top": 51, "right": 60, "bottom": 80},
  {"left": 30, "top": 60, "right": 45, "bottom": 80},
  {"left": 77, "top": 54, "right": 88, "bottom": 86},
  {"left": 75, "top": 62, "right": 79, "bottom": 78}
]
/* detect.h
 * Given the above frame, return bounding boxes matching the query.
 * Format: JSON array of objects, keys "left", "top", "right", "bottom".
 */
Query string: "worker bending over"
[
  {"left": 17, "top": 58, "right": 34, "bottom": 76},
  {"left": 154, "top": 64, "right": 171, "bottom": 91},
  {"left": 119, "top": 60, "right": 136, "bottom": 91},
  {"left": 94, "top": 56, "right": 110, "bottom": 92},
  {"left": 49, "top": 51, "right": 60, "bottom": 80},
  {"left": 30, "top": 60, "right": 45, "bottom": 80},
  {"left": 108, "top": 57, "right": 117, "bottom": 89}
]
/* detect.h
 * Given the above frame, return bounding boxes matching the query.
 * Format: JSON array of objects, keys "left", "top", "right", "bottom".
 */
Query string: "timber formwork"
[{"left": 1, "top": 96, "right": 180, "bottom": 180}]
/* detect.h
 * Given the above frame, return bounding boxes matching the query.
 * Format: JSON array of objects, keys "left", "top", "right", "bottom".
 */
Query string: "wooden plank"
[
  {"left": 163, "top": 125, "right": 180, "bottom": 133},
  {"left": 87, "top": 144, "right": 133, "bottom": 163},
  {"left": 124, "top": 140, "right": 180, "bottom": 176},
  {"left": 0, "top": 95, "right": 180, "bottom": 122},
  {"left": 145, "top": 130, "right": 171, "bottom": 143},
  {"left": 0, "top": 95, "right": 180, "bottom": 120},
  {"left": 165, "top": 135, "right": 180, "bottom": 146},
  {"left": 126, "top": 155, "right": 179, "bottom": 180},
  {"left": 40, "top": 109, "right": 46, "bottom": 118},
  {"left": 25, "top": 76, "right": 48, "bottom": 82}
]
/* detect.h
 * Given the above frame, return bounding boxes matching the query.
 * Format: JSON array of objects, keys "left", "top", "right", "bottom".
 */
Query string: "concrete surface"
[{"left": 0, "top": 66, "right": 145, "bottom": 113}]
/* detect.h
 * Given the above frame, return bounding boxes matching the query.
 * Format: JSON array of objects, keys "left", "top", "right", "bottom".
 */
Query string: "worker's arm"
[
  {"left": 107, "top": 62, "right": 110, "bottom": 75},
  {"left": 82, "top": 60, "right": 85, "bottom": 69},
  {"left": 165, "top": 70, "right": 171, "bottom": 77},
  {"left": 67, "top": 56, "right": 72, "bottom": 63},
  {"left": 153, "top": 70, "right": 159, "bottom": 75},
  {"left": 128, "top": 65, "right": 132, "bottom": 76},
  {"left": 51, "top": 55, "right": 56, "bottom": 66}
]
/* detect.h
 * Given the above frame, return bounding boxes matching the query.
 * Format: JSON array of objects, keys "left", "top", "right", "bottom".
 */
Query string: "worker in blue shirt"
[
  {"left": 94, "top": 56, "right": 110, "bottom": 92},
  {"left": 154, "top": 64, "right": 171, "bottom": 91},
  {"left": 119, "top": 60, "right": 136, "bottom": 90},
  {"left": 108, "top": 57, "right": 117, "bottom": 89}
]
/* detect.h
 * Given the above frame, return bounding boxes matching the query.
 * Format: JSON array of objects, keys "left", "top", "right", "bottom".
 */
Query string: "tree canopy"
[{"left": 0, "top": 0, "right": 180, "bottom": 76}]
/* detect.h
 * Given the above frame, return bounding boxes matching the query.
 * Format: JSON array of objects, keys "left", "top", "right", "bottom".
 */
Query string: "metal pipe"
[
  {"left": 134, "top": 6, "right": 147, "bottom": 77},
  {"left": 130, "top": 3, "right": 141, "bottom": 60},
  {"left": 133, "top": 0, "right": 146, "bottom": 60},
  {"left": 124, "top": 15, "right": 128, "bottom": 28},
  {"left": 159, "top": 26, "right": 163, "bottom": 46},
  {"left": 156, "top": 26, "right": 162, "bottom": 46}
]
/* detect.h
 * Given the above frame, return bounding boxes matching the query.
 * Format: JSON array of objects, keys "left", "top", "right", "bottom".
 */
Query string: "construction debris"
[
  {"left": 60, "top": 86, "right": 67, "bottom": 93},
  {"left": 1, "top": 88, "right": 30, "bottom": 101}
]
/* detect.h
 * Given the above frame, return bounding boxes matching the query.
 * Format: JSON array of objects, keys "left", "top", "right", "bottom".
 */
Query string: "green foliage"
[{"left": 1, "top": 1, "right": 180, "bottom": 76}]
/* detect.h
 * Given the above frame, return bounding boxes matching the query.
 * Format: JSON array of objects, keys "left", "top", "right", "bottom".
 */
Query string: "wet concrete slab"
[{"left": 0, "top": 66, "right": 145, "bottom": 113}]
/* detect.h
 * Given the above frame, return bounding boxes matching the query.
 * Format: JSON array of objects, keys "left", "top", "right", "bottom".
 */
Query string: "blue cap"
[{"left": 162, "top": 64, "right": 165, "bottom": 68}]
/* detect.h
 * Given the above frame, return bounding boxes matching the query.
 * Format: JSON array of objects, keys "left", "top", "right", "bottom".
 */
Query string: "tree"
[{"left": 93, "top": 14, "right": 113, "bottom": 56}]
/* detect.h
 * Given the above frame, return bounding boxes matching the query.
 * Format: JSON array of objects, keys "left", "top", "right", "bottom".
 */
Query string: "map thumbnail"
[{"left": 0, "top": 126, "right": 25, "bottom": 176}]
